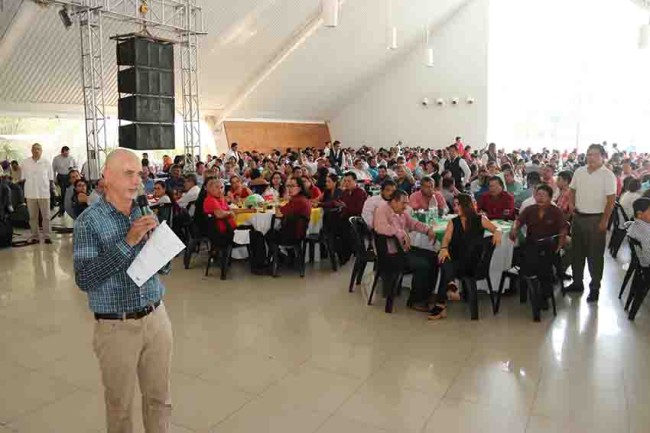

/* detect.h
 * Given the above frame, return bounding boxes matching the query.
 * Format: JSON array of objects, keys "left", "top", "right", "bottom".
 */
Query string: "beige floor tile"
[
  {"left": 255, "top": 366, "right": 364, "bottom": 414},
  {"left": 303, "top": 340, "right": 390, "bottom": 379},
  {"left": 0, "top": 369, "right": 78, "bottom": 422},
  {"left": 444, "top": 362, "right": 538, "bottom": 415},
  {"left": 628, "top": 399, "right": 650, "bottom": 433},
  {"left": 7, "top": 390, "right": 104, "bottom": 433},
  {"left": 315, "top": 415, "right": 396, "bottom": 433},
  {"left": 198, "top": 348, "right": 291, "bottom": 395},
  {"left": 526, "top": 413, "right": 629, "bottom": 433},
  {"left": 209, "top": 398, "right": 330, "bottom": 433},
  {"left": 39, "top": 350, "right": 103, "bottom": 392},
  {"left": 336, "top": 376, "right": 442, "bottom": 433},
  {"left": 365, "top": 354, "right": 461, "bottom": 396},
  {"left": 423, "top": 398, "right": 527, "bottom": 433},
  {"left": 170, "top": 373, "right": 253, "bottom": 431},
  {"left": 532, "top": 371, "right": 626, "bottom": 419}
]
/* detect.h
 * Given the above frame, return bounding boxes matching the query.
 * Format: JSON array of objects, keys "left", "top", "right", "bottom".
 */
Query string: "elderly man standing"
[
  {"left": 74, "top": 148, "right": 173, "bottom": 433},
  {"left": 21, "top": 143, "right": 54, "bottom": 244},
  {"left": 566, "top": 144, "right": 616, "bottom": 303}
]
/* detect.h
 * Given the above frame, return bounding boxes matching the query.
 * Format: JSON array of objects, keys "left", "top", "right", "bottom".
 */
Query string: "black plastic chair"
[
  {"left": 620, "top": 237, "right": 639, "bottom": 306},
  {"left": 609, "top": 202, "right": 629, "bottom": 258},
  {"left": 625, "top": 237, "right": 647, "bottom": 319},
  {"left": 348, "top": 217, "right": 377, "bottom": 293},
  {"left": 460, "top": 236, "right": 496, "bottom": 320},
  {"left": 369, "top": 233, "right": 410, "bottom": 313},
  {"left": 204, "top": 217, "right": 253, "bottom": 280},
  {"left": 268, "top": 214, "right": 309, "bottom": 277},
  {"left": 305, "top": 230, "right": 337, "bottom": 270},
  {"left": 496, "top": 235, "right": 559, "bottom": 322}
]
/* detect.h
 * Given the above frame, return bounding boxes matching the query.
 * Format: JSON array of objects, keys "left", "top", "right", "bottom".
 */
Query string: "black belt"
[
  {"left": 575, "top": 211, "right": 603, "bottom": 217},
  {"left": 94, "top": 301, "right": 161, "bottom": 321}
]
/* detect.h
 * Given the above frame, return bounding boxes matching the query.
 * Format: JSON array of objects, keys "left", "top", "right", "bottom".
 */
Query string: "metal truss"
[
  {"left": 179, "top": 0, "right": 201, "bottom": 170},
  {"left": 78, "top": 4, "right": 107, "bottom": 180},
  {"left": 42, "top": 0, "right": 206, "bottom": 177}
]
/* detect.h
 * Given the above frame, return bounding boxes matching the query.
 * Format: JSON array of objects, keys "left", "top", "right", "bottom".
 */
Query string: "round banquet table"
[
  {"left": 409, "top": 215, "right": 515, "bottom": 293},
  {"left": 230, "top": 207, "right": 323, "bottom": 260}
]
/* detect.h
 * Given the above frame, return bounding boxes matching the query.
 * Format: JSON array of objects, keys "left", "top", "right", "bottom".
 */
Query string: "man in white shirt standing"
[
  {"left": 226, "top": 142, "right": 241, "bottom": 165},
  {"left": 52, "top": 146, "right": 77, "bottom": 192},
  {"left": 566, "top": 144, "right": 617, "bottom": 303},
  {"left": 21, "top": 143, "right": 54, "bottom": 244}
]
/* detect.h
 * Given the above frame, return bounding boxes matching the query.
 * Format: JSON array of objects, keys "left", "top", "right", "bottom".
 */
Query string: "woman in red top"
[
  {"left": 268, "top": 177, "right": 312, "bottom": 245},
  {"left": 301, "top": 175, "right": 322, "bottom": 202},
  {"left": 227, "top": 175, "right": 252, "bottom": 205},
  {"left": 203, "top": 178, "right": 236, "bottom": 246}
]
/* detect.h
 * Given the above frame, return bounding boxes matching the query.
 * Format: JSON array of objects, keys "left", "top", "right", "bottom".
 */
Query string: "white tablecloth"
[{"left": 231, "top": 211, "right": 324, "bottom": 259}]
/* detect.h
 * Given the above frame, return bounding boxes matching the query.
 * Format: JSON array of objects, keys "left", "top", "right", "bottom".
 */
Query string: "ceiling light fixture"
[
  {"left": 58, "top": 7, "right": 73, "bottom": 29},
  {"left": 424, "top": 25, "right": 433, "bottom": 67},
  {"left": 322, "top": 0, "right": 340, "bottom": 27},
  {"left": 387, "top": 0, "right": 397, "bottom": 50},
  {"left": 640, "top": 21, "right": 650, "bottom": 49}
]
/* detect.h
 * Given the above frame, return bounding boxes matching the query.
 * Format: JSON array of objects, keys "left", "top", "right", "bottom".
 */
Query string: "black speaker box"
[
  {"left": 119, "top": 124, "right": 175, "bottom": 150},
  {"left": 118, "top": 95, "right": 175, "bottom": 124},
  {"left": 118, "top": 67, "right": 174, "bottom": 96},
  {"left": 117, "top": 37, "right": 174, "bottom": 70}
]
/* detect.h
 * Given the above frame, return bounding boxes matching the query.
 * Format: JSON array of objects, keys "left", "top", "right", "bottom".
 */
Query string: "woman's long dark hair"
[
  {"left": 270, "top": 171, "right": 286, "bottom": 197},
  {"left": 293, "top": 176, "right": 311, "bottom": 199},
  {"left": 155, "top": 180, "right": 176, "bottom": 204},
  {"left": 455, "top": 193, "right": 476, "bottom": 218}
]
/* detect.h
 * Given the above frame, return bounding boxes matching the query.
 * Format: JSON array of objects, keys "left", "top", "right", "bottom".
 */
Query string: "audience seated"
[
  {"left": 373, "top": 189, "right": 437, "bottom": 312},
  {"left": 478, "top": 176, "right": 515, "bottom": 220},
  {"left": 362, "top": 179, "right": 396, "bottom": 227},
  {"left": 72, "top": 179, "right": 89, "bottom": 217},
  {"left": 332, "top": 172, "right": 368, "bottom": 264},
  {"left": 620, "top": 178, "right": 643, "bottom": 219},
  {"left": 515, "top": 171, "right": 541, "bottom": 208},
  {"left": 203, "top": 178, "right": 236, "bottom": 247},
  {"left": 153, "top": 180, "right": 174, "bottom": 205},
  {"left": 429, "top": 194, "right": 502, "bottom": 320},
  {"left": 88, "top": 178, "right": 104, "bottom": 206},
  {"left": 177, "top": 174, "right": 201, "bottom": 216},
  {"left": 409, "top": 176, "right": 447, "bottom": 214},
  {"left": 394, "top": 164, "right": 414, "bottom": 194},
  {"left": 510, "top": 184, "right": 568, "bottom": 309},
  {"left": 627, "top": 197, "right": 650, "bottom": 267},
  {"left": 227, "top": 175, "right": 252, "bottom": 205},
  {"left": 555, "top": 170, "right": 573, "bottom": 218},
  {"left": 165, "top": 164, "right": 185, "bottom": 192}
]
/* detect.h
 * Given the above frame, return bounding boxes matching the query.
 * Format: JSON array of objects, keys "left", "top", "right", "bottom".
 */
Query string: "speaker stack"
[{"left": 116, "top": 35, "right": 175, "bottom": 150}]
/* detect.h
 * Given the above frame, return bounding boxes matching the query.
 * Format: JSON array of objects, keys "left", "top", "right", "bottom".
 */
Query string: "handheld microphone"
[{"left": 136, "top": 184, "right": 152, "bottom": 216}]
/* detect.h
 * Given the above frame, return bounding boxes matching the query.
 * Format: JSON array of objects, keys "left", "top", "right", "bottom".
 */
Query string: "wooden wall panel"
[{"left": 223, "top": 121, "right": 330, "bottom": 153}]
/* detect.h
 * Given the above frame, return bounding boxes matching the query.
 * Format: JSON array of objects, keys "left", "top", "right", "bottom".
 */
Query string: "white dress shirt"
[
  {"left": 569, "top": 165, "right": 617, "bottom": 214},
  {"left": 52, "top": 155, "right": 77, "bottom": 178},
  {"left": 362, "top": 194, "right": 386, "bottom": 227},
  {"left": 177, "top": 185, "right": 200, "bottom": 215},
  {"left": 21, "top": 157, "right": 53, "bottom": 199}
]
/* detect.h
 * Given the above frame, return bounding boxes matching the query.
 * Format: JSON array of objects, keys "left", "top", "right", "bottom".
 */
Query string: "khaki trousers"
[
  {"left": 26, "top": 198, "right": 51, "bottom": 240},
  {"left": 93, "top": 303, "right": 173, "bottom": 433}
]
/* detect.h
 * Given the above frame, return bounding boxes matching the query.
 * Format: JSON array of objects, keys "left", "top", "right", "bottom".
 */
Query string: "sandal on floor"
[
  {"left": 447, "top": 283, "right": 461, "bottom": 301},
  {"left": 428, "top": 304, "right": 447, "bottom": 320}
]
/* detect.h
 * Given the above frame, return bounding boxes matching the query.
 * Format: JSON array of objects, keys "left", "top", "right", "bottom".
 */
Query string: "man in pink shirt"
[
  {"left": 409, "top": 176, "right": 447, "bottom": 213},
  {"left": 374, "top": 190, "right": 437, "bottom": 312}
]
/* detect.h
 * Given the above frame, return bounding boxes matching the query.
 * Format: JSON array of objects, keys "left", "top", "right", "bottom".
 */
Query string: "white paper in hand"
[{"left": 127, "top": 221, "right": 186, "bottom": 287}]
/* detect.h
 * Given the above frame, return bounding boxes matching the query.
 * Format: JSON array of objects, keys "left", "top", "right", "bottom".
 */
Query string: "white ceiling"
[{"left": 0, "top": 0, "right": 467, "bottom": 120}]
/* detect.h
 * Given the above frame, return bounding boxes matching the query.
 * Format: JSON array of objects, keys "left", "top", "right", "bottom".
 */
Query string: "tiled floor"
[{"left": 1, "top": 234, "right": 649, "bottom": 433}]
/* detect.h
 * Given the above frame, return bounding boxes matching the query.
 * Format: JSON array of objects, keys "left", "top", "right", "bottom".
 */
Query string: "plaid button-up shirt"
[{"left": 73, "top": 196, "right": 168, "bottom": 314}]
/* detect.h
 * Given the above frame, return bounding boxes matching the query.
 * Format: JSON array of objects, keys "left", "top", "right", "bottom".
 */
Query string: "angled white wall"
[{"left": 329, "top": 0, "right": 488, "bottom": 150}]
